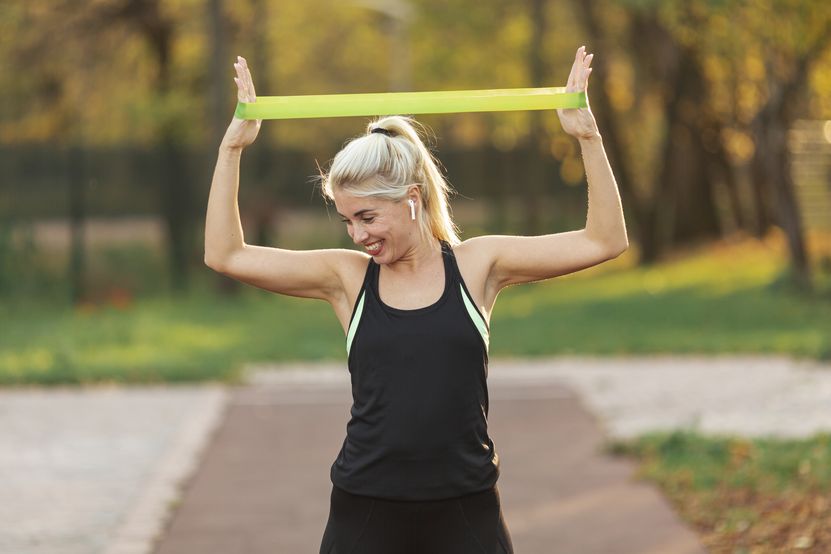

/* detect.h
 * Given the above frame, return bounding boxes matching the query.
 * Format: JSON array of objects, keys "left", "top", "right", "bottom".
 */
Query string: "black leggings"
[{"left": 319, "top": 485, "right": 514, "bottom": 554}]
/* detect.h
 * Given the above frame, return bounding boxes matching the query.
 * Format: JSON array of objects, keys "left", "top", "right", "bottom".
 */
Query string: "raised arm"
[
  {"left": 203, "top": 56, "right": 359, "bottom": 303},
  {"left": 464, "top": 46, "right": 629, "bottom": 291},
  {"left": 203, "top": 56, "right": 261, "bottom": 268}
]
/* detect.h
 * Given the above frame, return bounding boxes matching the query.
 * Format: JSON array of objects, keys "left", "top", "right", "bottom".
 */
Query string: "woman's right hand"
[{"left": 220, "top": 55, "right": 262, "bottom": 150}]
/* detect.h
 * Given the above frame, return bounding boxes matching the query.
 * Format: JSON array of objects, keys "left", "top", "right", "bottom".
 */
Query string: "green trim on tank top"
[
  {"left": 345, "top": 285, "right": 488, "bottom": 355},
  {"left": 346, "top": 290, "right": 366, "bottom": 355},
  {"left": 459, "top": 283, "right": 490, "bottom": 350}
]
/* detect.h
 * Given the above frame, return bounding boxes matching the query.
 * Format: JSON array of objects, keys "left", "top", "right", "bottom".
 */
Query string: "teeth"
[{"left": 366, "top": 241, "right": 381, "bottom": 252}]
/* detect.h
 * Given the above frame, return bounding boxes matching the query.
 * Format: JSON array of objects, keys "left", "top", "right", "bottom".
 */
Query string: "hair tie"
[{"left": 371, "top": 127, "right": 394, "bottom": 137}]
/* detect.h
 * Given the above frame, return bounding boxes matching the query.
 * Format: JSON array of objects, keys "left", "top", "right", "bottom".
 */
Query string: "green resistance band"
[{"left": 234, "top": 87, "right": 587, "bottom": 120}]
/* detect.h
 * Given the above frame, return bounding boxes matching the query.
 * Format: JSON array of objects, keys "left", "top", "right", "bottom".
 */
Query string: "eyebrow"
[{"left": 336, "top": 209, "right": 374, "bottom": 219}]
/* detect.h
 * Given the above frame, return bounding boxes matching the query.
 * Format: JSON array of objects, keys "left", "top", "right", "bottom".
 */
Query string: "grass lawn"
[
  {"left": 609, "top": 431, "right": 831, "bottom": 553},
  {"left": 1, "top": 230, "right": 829, "bottom": 385}
]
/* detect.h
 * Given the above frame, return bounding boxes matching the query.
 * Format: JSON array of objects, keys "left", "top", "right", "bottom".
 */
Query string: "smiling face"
[{"left": 333, "top": 187, "right": 420, "bottom": 263}]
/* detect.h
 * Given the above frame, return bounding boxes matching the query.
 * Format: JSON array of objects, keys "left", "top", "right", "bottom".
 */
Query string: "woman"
[{"left": 205, "top": 46, "right": 627, "bottom": 554}]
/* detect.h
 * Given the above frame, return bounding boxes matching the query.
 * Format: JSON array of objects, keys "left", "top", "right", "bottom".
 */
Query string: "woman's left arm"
[{"left": 462, "top": 46, "right": 629, "bottom": 291}]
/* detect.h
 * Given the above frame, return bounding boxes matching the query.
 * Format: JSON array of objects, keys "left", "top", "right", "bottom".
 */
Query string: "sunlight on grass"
[
  {"left": 491, "top": 230, "right": 830, "bottom": 360},
  {"left": 2, "top": 230, "right": 829, "bottom": 383}
]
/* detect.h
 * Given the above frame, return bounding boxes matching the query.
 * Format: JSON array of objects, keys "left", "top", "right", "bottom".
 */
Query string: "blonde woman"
[{"left": 205, "top": 46, "right": 627, "bottom": 554}]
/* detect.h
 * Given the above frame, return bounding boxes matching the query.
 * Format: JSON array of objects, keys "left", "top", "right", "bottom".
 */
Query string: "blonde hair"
[{"left": 318, "top": 115, "right": 461, "bottom": 246}]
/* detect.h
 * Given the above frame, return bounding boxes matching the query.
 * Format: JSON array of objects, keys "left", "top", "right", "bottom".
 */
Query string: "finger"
[
  {"left": 239, "top": 57, "right": 252, "bottom": 89},
  {"left": 235, "top": 63, "right": 252, "bottom": 102},
  {"left": 580, "top": 57, "right": 590, "bottom": 86},
  {"left": 572, "top": 47, "right": 582, "bottom": 73},
  {"left": 567, "top": 62, "right": 578, "bottom": 90},
  {"left": 247, "top": 68, "right": 257, "bottom": 100},
  {"left": 582, "top": 58, "right": 593, "bottom": 86},
  {"left": 234, "top": 77, "right": 249, "bottom": 103},
  {"left": 241, "top": 59, "right": 256, "bottom": 101},
  {"left": 237, "top": 58, "right": 250, "bottom": 95},
  {"left": 234, "top": 61, "right": 245, "bottom": 85},
  {"left": 233, "top": 63, "right": 246, "bottom": 99},
  {"left": 569, "top": 47, "right": 586, "bottom": 90},
  {"left": 241, "top": 67, "right": 252, "bottom": 100},
  {"left": 236, "top": 57, "right": 251, "bottom": 98}
]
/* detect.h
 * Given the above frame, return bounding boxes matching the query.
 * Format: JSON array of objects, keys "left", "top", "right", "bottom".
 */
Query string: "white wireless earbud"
[{"left": 408, "top": 199, "right": 416, "bottom": 220}]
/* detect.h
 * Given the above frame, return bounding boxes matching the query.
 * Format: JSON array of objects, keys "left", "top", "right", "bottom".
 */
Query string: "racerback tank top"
[{"left": 330, "top": 240, "right": 500, "bottom": 501}]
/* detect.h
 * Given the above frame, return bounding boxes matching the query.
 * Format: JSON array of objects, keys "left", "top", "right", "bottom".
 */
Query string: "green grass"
[
  {"left": 608, "top": 431, "right": 831, "bottom": 495},
  {"left": 608, "top": 431, "right": 831, "bottom": 551},
  {"left": 0, "top": 290, "right": 344, "bottom": 385},
  {"left": 2, "top": 233, "right": 829, "bottom": 384},
  {"left": 491, "top": 239, "right": 831, "bottom": 360}
]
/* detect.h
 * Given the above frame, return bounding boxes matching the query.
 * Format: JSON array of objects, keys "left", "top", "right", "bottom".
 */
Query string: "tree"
[{"left": 573, "top": 0, "right": 831, "bottom": 288}]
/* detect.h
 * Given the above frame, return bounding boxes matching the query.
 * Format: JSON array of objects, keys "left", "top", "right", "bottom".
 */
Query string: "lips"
[{"left": 365, "top": 240, "right": 383, "bottom": 255}]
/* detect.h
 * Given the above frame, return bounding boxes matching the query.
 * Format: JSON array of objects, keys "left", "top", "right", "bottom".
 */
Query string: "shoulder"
[
  {"left": 323, "top": 249, "right": 373, "bottom": 331},
  {"left": 452, "top": 235, "right": 500, "bottom": 271},
  {"left": 331, "top": 248, "right": 372, "bottom": 291},
  {"left": 450, "top": 236, "right": 502, "bottom": 300}
]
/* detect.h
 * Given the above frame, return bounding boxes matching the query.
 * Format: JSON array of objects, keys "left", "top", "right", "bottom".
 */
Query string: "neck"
[{"left": 386, "top": 236, "right": 442, "bottom": 274}]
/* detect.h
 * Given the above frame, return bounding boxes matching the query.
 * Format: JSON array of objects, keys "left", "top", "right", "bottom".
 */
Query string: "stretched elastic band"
[{"left": 234, "top": 87, "right": 587, "bottom": 120}]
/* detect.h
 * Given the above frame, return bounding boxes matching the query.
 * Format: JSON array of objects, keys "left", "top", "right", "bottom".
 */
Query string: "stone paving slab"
[
  {"left": 485, "top": 355, "right": 831, "bottom": 439},
  {"left": 0, "top": 385, "right": 227, "bottom": 554},
  {"left": 154, "top": 362, "right": 706, "bottom": 554}
]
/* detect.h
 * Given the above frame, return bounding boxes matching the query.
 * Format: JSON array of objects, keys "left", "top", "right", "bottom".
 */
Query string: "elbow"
[
  {"left": 204, "top": 252, "right": 227, "bottom": 273},
  {"left": 605, "top": 239, "right": 629, "bottom": 259},
  {"left": 205, "top": 244, "right": 244, "bottom": 273}
]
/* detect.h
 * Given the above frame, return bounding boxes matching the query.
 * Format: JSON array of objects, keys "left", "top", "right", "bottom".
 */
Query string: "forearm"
[
  {"left": 204, "top": 145, "right": 246, "bottom": 268},
  {"left": 579, "top": 134, "right": 628, "bottom": 251}
]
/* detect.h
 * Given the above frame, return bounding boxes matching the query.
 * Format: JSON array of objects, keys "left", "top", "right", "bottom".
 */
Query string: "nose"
[{"left": 351, "top": 224, "right": 368, "bottom": 244}]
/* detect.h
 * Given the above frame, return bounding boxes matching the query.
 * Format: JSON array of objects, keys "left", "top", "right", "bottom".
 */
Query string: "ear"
[{"left": 407, "top": 183, "right": 422, "bottom": 204}]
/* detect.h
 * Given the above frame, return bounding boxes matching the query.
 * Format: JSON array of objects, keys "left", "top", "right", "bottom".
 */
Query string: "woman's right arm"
[{"left": 204, "top": 56, "right": 360, "bottom": 303}]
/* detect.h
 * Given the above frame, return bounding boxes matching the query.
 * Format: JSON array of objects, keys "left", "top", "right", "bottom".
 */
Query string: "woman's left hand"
[{"left": 556, "top": 46, "right": 600, "bottom": 140}]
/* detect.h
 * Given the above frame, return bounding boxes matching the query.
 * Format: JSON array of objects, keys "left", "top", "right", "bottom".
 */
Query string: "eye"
[{"left": 362, "top": 217, "right": 375, "bottom": 224}]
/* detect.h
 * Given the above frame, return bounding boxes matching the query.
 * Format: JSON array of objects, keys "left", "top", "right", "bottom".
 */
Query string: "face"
[{"left": 333, "top": 188, "right": 418, "bottom": 263}]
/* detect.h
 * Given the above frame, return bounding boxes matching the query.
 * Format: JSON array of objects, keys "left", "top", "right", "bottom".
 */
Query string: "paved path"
[
  {"left": 153, "top": 363, "right": 706, "bottom": 554},
  {"left": 5, "top": 356, "right": 831, "bottom": 553}
]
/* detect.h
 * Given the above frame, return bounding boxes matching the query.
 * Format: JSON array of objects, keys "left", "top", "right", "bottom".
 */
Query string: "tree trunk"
[
  {"left": 522, "top": 0, "right": 548, "bottom": 236},
  {"left": 107, "top": 0, "right": 193, "bottom": 291},
  {"left": 572, "top": 0, "right": 647, "bottom": 256},
  {"left": 749, "top": 43, "right": 828, "bottom": 291},
  {"left": 208, "top": 0, "right": 241, "bottom": 294},
  {"left": 629, "top": 13, "right": 722, "bottom": 260},
  {"left": 67, "top": 145, "right": 86, "bottom": 304},
  {"left": 752, "top": 104, "right": 812, "bottom": 290}
]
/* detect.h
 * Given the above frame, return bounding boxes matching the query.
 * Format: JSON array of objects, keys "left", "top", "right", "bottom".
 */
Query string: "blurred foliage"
[
  {"left": 3, "top": 0, "right": 829, "bottom": 148},
  {"left": 609, "top": 430, "right": 831, "bottom": 552}
]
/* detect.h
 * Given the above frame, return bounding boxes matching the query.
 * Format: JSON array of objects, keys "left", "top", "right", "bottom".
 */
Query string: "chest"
[
  {"left": 350, "top": 299, "right": 485, "bottom": 368},
  {"left": 376, "top": 263, "right": 446, "bottom": 310}
]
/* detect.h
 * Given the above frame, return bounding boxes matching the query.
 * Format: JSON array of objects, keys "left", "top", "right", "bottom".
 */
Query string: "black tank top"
[{"left": 330, "top": 240, "right": 500, "bottom": 501}]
